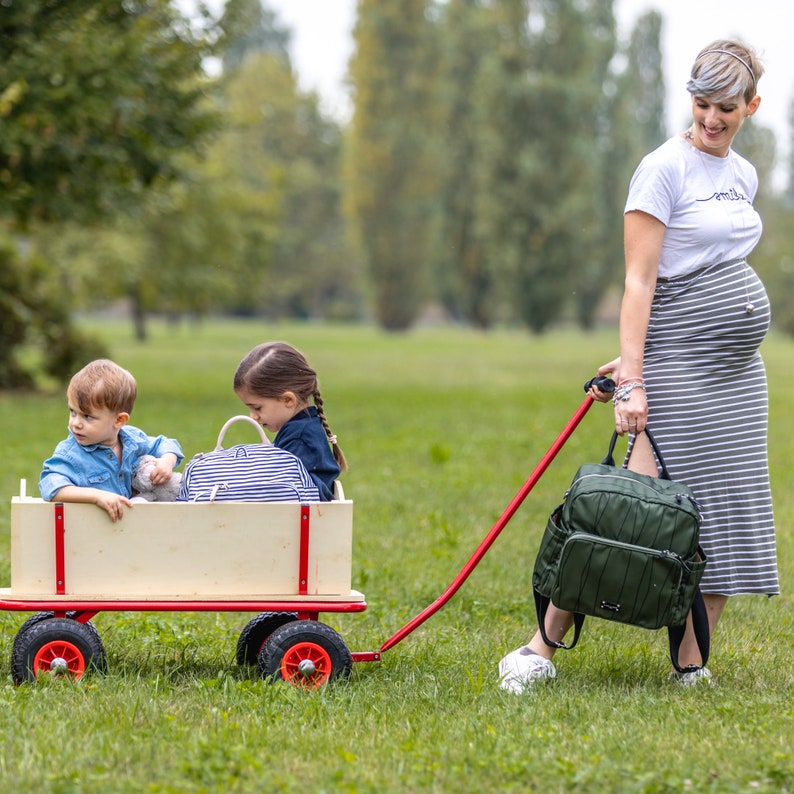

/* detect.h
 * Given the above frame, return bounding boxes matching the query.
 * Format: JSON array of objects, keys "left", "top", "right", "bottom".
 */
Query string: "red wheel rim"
[
  {"left": 32, "top": 640, "right": 86, "bottom": 680},
  {"left": 280, "top": 642, "right": 332, "bottom": 688}
]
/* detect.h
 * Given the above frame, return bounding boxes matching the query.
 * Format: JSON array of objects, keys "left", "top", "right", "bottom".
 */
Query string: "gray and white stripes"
[{"left": 640, "top": 258, "right": 779, "bottom": 596}]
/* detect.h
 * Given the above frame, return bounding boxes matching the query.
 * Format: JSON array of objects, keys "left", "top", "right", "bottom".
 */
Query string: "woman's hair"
[
  {"left": 234, "top": 342, "right": 347, "bottom": 471},
  {"left": 687, "top": 39, "right": 763, "bottom": 104},
  {"left": 67, "top": 359, "right": 137, "bottom": 415}
]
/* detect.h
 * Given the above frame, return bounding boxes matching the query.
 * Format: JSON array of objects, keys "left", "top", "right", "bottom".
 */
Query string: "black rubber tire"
[
  {"left": 258, "top": 620, "right": 352, "bottom": 687},
  {"left": 11, "top": 617, "right": 107, "bottom": 685},
  {"left": 11, "top": 612, "right": 107, "bottom": 675},
  {"left": 235, "top": 611, "right": 299, "bottom": 666}
]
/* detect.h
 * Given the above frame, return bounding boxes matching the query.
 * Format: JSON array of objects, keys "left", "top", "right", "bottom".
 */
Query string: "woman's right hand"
[{"left": 588, "top": 357, "right": 621, "bottom": 402}]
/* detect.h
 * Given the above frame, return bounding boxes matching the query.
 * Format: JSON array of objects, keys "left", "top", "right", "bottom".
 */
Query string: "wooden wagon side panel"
[{"left": 11, "top": 498, "right": 353, "bottom": 598}]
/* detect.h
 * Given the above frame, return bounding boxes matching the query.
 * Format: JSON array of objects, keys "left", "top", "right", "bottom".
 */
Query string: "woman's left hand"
[{"left": 614, "top": 387, "right": 648, "bottom": 435}]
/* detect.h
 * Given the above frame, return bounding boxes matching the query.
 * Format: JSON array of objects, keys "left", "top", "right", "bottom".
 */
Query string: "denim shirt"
[
  {"left": 273, "top": 407, "right": 340, "bottom": 501},
  {"left": 39, "top": 425, "right": 184, "bottom": 502}
]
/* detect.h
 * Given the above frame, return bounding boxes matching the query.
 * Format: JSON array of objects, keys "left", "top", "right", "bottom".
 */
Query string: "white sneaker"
[
  {"left": 498, "top": 646, "right": 556, "bottom": 692},
  {"left": 670, "top": 666, "right": 713, "bottom": 687}
]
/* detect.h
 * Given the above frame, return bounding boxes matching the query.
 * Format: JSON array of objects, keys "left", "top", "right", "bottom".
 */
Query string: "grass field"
[{"left": 0, "top": 319, "right": 791, "bottom": 793}]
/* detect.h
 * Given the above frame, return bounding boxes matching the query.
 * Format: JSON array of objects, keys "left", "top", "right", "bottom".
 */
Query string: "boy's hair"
[
  {"left": 67, "top": 359, "right": 137, "bottom": 415},
  {"left": 234, "top": 342, "right": 347, "bottom": 472}
]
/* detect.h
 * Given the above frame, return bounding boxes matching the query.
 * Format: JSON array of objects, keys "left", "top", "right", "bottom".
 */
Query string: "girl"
[{"left": 233, "top": 342, "right": 347, "bottom": 501}]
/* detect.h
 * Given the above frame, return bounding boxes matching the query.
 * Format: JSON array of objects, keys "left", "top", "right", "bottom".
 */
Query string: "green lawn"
[{"left": 0, "top": 320, "right": 791, "bottom": 793}]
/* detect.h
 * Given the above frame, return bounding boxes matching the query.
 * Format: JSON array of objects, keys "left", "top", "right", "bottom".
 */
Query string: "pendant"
[{"left": 745, "top": 302, "right": 755, "bottom": 315}]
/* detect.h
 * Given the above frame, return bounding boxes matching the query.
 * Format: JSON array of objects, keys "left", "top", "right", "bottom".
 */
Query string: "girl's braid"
[{"left": 314, "top": 389, "right": 348, "bottom": 472}]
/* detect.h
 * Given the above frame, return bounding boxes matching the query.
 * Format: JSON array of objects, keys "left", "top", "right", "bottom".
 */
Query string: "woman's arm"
[{"left": 611, "top": 210, "right": 665, "bottom": 435}]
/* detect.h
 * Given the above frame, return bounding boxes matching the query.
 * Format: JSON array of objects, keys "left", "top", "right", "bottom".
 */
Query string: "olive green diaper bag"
[{"left": 532, "top": 429, "right": 709, "bottom": 673}]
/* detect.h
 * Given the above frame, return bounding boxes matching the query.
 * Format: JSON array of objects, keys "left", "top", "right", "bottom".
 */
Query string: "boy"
[{"left": 39, "top": 359, "right": 183, "bottom": 522}]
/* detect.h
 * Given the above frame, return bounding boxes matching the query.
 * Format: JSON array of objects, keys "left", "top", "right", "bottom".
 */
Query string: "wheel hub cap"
[
  {"left": 50, "top": 657, "right": 69, "bottom": 675},
  {"left": 297, "top": 659, "right": 316, "bottom": 677}
]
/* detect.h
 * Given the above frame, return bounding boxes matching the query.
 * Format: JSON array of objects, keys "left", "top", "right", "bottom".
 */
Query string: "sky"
[{"left": 260, "top": 0, "right": 792, "bottom": 186}]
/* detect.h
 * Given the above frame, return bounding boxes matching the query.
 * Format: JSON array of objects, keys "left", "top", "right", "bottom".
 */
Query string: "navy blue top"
[{"left": 274, "top": 407, "right": 340, "bottom": 501}]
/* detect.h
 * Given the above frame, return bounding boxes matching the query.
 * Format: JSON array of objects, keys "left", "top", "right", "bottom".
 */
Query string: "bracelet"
[
  {"left": 617, "top": 376, "right": 644, "bottom": 387},
  {"left": 612, "top": 381, "right": 646, "bottom": 404}
]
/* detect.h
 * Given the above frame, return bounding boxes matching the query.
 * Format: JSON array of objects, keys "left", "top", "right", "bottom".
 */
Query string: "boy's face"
[{"left": 68, "top": 402, "right": 129, "bottom": 448}]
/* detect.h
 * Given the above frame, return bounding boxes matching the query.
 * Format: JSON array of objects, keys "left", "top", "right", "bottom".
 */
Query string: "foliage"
[
  {"left": 215, "top": 51, "right": 362, "bottom": 321},
  {"left": 0, "top": 0, "right": 218, "bottom": 227},
  {"left": 0, "top": 0, "right": 217, "bottom": 377},
  {"left": 18, "top": 7, "right": 361, "bottom": 343},
  {"left": 344, "top": 0, "right": 794, "bottom": 333},
  {"left": 345, "top": 0, "right": 442, "bottom": 330},
  {"left": 0, "top": 235, "right": 107, "bottom": 389},
  {"left": 572, "top": 9, "right": 666, "bottom": 329},
  {"left": 5, "top": 0, "right": 794, "bottom": 348},
  {"left": 504, "top": 0, "right": 617, "bottom": 332},
  {"left": 218, "top": 0, "right": 291, "bottom": 72},
  {"left": 0, "top": 320, "right": 792, "bottom": 792},
  {"left": 434, "top": 0, "right": 500, "bottom": 327}
]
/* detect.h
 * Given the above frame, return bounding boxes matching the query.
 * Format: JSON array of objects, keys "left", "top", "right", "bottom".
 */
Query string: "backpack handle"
[
  {"left": 602, "top": 427, "right": 672, "bottom": 480},
  {"left": 215, "top": 415, "right": 270, "bottom": 450}
]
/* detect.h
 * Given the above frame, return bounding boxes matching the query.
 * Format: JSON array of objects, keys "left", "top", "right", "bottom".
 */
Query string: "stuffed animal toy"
[{"left": 131, "top": 455, "right": 183, "bottom": 502}]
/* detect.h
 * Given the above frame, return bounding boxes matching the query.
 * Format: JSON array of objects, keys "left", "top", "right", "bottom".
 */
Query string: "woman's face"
[{"left": 689, "top": 93, "right": 760, "bottom": 156}]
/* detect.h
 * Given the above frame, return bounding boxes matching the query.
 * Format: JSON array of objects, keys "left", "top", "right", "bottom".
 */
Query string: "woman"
[{"left": 499, "top": 39, "right": 779, "bottom": 690}]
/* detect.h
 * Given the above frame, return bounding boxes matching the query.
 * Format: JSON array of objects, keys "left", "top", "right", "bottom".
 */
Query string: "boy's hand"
[
  {"left": 95, "top": 491, "right": 134, "bottom": 522},
  {"left": 149, "top": 454, "right": 177, "bottom": 485}
]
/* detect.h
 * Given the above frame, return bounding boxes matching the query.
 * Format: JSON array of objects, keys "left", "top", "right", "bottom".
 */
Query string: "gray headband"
[{"left": 698, "top": 48, "right": 755, "bottom": 88}]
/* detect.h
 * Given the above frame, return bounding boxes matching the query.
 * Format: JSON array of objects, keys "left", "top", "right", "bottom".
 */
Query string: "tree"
[
  {"left": 218, "top": 0, "right": 290, "bottom": 72},
  {"left": 0, "top": 1, "right": 219, "bottom": 384},
  {"left": 469, "top": 0, "right": 616, "bottom": 332},
  {"left": 572, "top": 9, "right": 666, "bottom": 328},
  {"left": 37, "top": 38, "right": 361, "bottom": 336},
  {"left": 0, "top": 0, "right": 217, "bottom": 227},
  {"left": 345, "top": 0, "right": 441, "bottom": 330},
  {"left": 0, "top": 234, "right": 106, "bottom": 389},
  {"left": 738, "top": 118, "right": 794, "bottom": 336},
  {"left": 212, "top": 49, "right": 361, "bottom": 321},
  {"left": 435, "top": 0, "right": 500, "bottom": 327}
]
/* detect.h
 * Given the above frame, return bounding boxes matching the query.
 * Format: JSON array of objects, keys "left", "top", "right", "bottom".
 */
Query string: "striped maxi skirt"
[{"left": 639, "top": 258, "right": 779, "bottom": 596}]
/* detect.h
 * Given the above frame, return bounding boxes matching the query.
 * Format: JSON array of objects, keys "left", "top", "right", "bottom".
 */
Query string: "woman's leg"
[
  {"left": 625, "top": 431, "right": 659, "bottom": 476},
  {"left": 498, "top": 603, "right": 574, "bottom": 690},
  {"left": 613, "top": 433, "right": 727, "bottom": 670},
  {"left": 677, "top": 594, "right": 729, "bottom": 668},
  {"left": 520, "top": 434, "right": 658, "bottom": 663},
  {"left": 526, "top": 603, "right": 576, "bottom": 660}
]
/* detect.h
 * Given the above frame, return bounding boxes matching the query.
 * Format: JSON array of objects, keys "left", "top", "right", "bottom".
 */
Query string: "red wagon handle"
[{"left": 377, "top": 378, "right": 614, "bottom": 655}]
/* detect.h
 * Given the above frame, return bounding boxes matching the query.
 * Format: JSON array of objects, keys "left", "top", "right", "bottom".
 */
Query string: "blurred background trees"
[{"left": 2, "top": 0, "right": 793, "bottom": 387}]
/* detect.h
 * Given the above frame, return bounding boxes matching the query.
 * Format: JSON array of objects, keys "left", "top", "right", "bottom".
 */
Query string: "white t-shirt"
[{"left": 625, "top": 136, "right": 762, "bottom": 279}]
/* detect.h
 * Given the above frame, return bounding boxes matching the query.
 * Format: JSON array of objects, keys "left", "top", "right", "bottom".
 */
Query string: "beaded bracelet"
[{"left": 612, "top": 381, "right": 646, "bottom": 404}]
